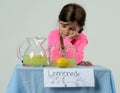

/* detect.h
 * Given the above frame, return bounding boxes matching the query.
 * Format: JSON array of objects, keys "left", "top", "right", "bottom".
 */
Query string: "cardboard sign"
[{"left": 44, "top": 68, "right": 94, "bottom": 87}]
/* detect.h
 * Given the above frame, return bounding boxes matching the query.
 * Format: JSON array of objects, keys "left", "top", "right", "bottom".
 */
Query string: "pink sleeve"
[
  {"left": 64, "top": 37, "right": 73, "bottom": 46},
  {"left": 48, "top": 32, "right": 52, "bottom": 48},
  {"left": 47, "top": 30, "right": 60, "bottom": 62},
  {"left": 48, "top": 29, "right": 60, "bottom": 48},
  {"left": 75, "top": 34, "right": 88, "bottom": 64},
  {"left": 63, "top": 33, "right": 88, "bottom": 65}
]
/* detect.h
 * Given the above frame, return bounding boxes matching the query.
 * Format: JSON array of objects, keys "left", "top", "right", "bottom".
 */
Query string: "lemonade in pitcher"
[
  {"left": 49, "top": 58, "right": 76, "bottom": 68},
  {"left": 67, "top": 58, "right": 76, "bottom": 68},
  {"left": 23, "top": 55, "right": 47, "bottom": 66},
  {"left": 17, "top": 37, "right": 48, "bottom": 66}
]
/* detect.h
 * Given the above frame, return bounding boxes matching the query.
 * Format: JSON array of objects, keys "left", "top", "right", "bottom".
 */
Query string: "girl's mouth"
[{"left": 62, "top": 34, "right": 69, "bottom": 38}]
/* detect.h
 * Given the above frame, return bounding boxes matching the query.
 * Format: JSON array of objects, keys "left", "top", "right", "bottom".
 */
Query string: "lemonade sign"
[{"left": 44, "top": 68, "right": 95, "bottom": 87}]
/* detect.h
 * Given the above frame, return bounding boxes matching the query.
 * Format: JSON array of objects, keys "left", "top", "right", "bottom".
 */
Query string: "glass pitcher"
[
  {"left": 17, "top": 37, "right": 47, "bottom": 66},
  {"left": 48, "top": 45, "right": 77, "bottom": 67}
]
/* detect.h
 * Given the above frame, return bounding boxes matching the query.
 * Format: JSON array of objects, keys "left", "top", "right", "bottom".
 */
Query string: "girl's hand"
[
  {"left": 67, "top": 31, "right": 79, "bottom": 39},
  {"left": 79, "top": 61, "right": 93, "bottom": 66}
]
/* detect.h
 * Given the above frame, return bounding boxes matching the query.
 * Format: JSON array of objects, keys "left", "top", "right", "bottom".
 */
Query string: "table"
[{"left": 6, "top": 64, "right": 116, "bottom": 93}]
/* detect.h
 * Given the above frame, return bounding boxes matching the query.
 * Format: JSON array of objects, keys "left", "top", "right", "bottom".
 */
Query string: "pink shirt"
[{"left": 48, "top": 29, "right": 88, "bottom": 64}]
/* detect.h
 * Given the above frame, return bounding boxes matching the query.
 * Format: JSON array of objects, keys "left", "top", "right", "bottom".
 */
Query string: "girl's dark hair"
[{"left": 58, "top": 3, "right": 86, "bottom": 33}]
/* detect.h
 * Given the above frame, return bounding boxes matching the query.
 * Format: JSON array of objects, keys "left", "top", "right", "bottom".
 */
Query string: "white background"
[{"left": 0, "top": 0, "right": 120, "bottom": 93}]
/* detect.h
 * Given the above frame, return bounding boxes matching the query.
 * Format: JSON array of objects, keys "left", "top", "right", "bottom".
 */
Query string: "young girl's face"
[{"left": 59, "top": 21, "right": 82, "bottom": 39}]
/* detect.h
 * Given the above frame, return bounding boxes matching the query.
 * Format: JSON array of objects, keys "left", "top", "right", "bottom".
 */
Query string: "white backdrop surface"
[{"left": 0, "top": 0, "right": 120, "bottom": 93}]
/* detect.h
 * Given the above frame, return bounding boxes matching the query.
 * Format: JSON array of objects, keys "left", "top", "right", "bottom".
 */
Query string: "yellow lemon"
[{"left": 56, "top": 57, "right": 70, "bottom": 68}]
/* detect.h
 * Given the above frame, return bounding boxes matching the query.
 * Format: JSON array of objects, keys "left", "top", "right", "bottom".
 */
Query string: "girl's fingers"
[
  {"left": 68, "top": 32, "right": 79, "bottom": 39},
  {"left": 80, "top": 61, "right": 92, "bottom": 66}
]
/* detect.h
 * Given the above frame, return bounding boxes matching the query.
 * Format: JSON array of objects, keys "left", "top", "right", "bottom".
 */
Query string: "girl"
[{"left": 48, "top": 3, "right": 92, "bottom": 66}]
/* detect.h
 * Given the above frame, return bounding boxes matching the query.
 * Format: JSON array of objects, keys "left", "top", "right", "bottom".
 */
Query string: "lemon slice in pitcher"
[{"left": 56, "top": 57, "right": 70, "bottom": 68}]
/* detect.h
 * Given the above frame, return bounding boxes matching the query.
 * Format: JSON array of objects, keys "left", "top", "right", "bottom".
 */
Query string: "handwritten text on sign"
[{"left": 44, "top": 68, "right": 94, "bottom": 87}]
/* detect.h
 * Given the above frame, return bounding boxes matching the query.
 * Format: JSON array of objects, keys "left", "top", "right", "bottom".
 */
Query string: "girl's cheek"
[{"left": 60, "top": 30, "right": 63, "bottom": 34}]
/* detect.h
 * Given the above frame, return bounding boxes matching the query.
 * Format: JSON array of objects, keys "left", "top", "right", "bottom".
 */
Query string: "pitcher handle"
[{"left": 16, "top": 39, "right": 27, "bottom": 63}]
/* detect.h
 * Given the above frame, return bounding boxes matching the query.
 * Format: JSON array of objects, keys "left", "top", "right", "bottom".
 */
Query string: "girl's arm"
[{"left": 63, "top": 33, "right": 89, "bottom": 65}]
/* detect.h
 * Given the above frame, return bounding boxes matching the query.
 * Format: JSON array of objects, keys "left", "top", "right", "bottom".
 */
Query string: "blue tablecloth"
[{"left": 6, "top": 64, "right": 116, "bottom": 93}]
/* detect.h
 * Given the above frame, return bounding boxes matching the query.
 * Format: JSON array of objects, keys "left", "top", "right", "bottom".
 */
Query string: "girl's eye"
[
  {"left": 62, "top": 25, "right": 66, "bottom": 28},
  {"left": 69, "top": 28, "right": 76, "bottom": 31}
]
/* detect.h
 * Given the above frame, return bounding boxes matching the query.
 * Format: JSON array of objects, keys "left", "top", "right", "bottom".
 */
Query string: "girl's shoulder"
[
  {"left": 48, "top": 29, "right": 60, "bottom": 38},
  {"left": 49, "top": 29, "right": 59, "bottom": 35},
  {"left": 75, "top": 33, "right": 88, "bottom": 44},
  {"left": 78, "top": 33, "right": 87, "bottom": 39}
]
